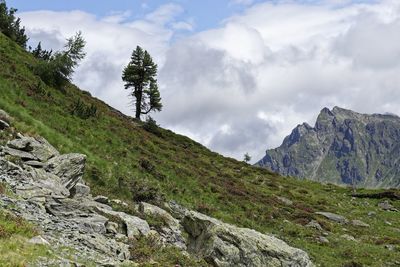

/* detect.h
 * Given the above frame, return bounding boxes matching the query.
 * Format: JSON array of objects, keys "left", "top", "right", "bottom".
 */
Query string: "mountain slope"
[
  {"left": 257, "top": 107, "right": 400, "bottom": 189},
  {"left": 0, "top": 32, "right": 400, "bottom": 266}
]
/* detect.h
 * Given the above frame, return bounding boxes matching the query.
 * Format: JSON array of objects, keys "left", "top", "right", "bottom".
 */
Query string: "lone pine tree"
[{"left": 122, "top": 46, "right": 162, "bottom": 120}]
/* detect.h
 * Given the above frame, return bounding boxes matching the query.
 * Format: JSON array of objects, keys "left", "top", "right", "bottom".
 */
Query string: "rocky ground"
[{"left": 0, "top": 110, "right": 314, "bottom": 267}]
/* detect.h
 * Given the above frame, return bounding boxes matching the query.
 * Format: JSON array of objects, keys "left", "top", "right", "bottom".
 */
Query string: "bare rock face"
[
  {"left": 45, "top": 153, "right": 86, "bottom": 190},
  {"left": 96, "top": 207, "right": 151, "bottom": 238},
  {"left": 257, "top": 107, "right": 400, "bottom": 188},
  {"left": 139, "top": 202, "right": 187, "bottom": 250},
  {"left": 7, "top": 136, "right": 59, "bottom": 162},
  {"left": 181, "top": 210, "right": 314, "bottom": 267}
]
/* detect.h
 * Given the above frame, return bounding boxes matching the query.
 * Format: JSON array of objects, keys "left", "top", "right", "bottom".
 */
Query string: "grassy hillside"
[
  {"left": 0, "top": 183, "right": 50, "bottom": 267},
  {"left": 0, "top": 32, "right": 399, "bottom": 266}
]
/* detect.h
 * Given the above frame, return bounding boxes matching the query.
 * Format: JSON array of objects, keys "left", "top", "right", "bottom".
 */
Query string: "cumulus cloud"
[
  {"left": 20, "top": 4, "right": 190, "bottom": 114},
  {"left": 158, "top": 0, "right": 400, "bottom": 161},
  {"left": 17, "top": 0, "right": 400, "bottom": 162}
]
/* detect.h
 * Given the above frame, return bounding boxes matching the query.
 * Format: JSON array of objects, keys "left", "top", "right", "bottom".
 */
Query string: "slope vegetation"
[{"left": 0, "top": 33, "right": 399, "bottom": 266}]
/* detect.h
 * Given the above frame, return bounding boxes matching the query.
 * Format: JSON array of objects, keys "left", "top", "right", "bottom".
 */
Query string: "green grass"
[
  {"left": 129, "top": 236, "right": 207, "bottom": 267},
  {"left": 0, "top": 210, "right": 52, "bottom": 267},
  {"left": 0, "top": 32, "right": 399, "bottom": 266}
]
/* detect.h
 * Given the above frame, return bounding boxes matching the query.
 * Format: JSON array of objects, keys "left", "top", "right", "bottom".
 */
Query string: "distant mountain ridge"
[{"left": 256, "top": 107, "right": 400, "bottom": 188}]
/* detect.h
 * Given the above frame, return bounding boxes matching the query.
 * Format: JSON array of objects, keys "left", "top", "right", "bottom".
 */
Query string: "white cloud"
[
  {"left": 17, "top": 0, "right": 400, "bottom": 163},
  {"left": 158, "top": 0, "right": 400, "bottom": 161},
  {"left": 20, "top": 4, "right": 189, "bottom": 115}
]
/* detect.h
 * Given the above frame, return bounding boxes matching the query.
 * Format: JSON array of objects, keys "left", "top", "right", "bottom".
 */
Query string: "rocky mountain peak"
[{"left": 257, "top": 107, "right": 400, "bottom": 188}]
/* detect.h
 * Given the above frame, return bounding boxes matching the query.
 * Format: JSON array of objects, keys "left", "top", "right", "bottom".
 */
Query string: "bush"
[
  {"left": 70, "top": 99, "right": 97, "bottom": 119},
  {"left": 143, "top": 116, "right": 162, "bottom": 137},
  {"left": 33, "top": 57, "right": 68, "bottom": 89},
  {"left": 130, "top": 178, "right": 165, "bottom": 205}
]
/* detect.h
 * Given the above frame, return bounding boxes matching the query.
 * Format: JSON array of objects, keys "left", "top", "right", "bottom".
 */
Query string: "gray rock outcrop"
[
  {"left": 45, "top": 153, "right": 86, "bottom": 190},
  {"left": 182, "top": 210, "right": 314, "bottom": 267}
]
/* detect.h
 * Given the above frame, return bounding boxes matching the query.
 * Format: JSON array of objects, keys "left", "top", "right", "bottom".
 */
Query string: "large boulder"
[
  {"left": 96, "top": 207, "right": 151, "bottom": 238},
  {"left": 139, "top": 202, "right": 186, "bottom": 249},
  {"left": 70, "top": 182, "right": 91, "bottom": 198},
  {"left": 45, "top": 198, "right": 109, "bottom": 234},
  {"left": 7, "top": 136, "right": 59, "bottom": 162},
  {"left": 182, "top": 210, "right": 314, "bottom": 267},
  {"left": 139, "top": 202, "right": 180, "bottom": 229},
  {"left": 45, "top": 153, "right": 86, "bottom": 190}
]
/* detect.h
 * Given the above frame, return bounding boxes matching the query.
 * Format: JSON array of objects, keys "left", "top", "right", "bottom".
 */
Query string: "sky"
[{"left": 7, "top": 0, "right": 400, "bottom": 162}]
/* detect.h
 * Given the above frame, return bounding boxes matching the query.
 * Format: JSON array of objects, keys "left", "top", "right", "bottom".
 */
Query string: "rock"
[
  {"left": 368, "top": 211, "right": 376, "bottom": 217},
  {"left": 3, "top": 147, "right": 38, "bottom": 160},
  {"left": 341, "top": 234, "right": 356, "bottom": 242},
  {"left": 28, "top": 235, "right": 50, "bottom": 246},
  {"left": 317, "top": 236, "right": 329, "bottom": 244},
  {"left": 385, "top": 244, "right": 396, "bottom": 251},
  {"left": 0, "top": 119, "right": 10, "bottom": 130},
  {"left": 139, "top": 202, "right": 180, "bottom": 229},
  {"left": 24, "top": 160, "right": 45, "bottom": 168},
  {"left": 351, "top": 220, "right": 370, "bottom": 228},
  {"left": 94, "top": 195, "right": 109, "bottom": 204},
  {"left": 97, "top": 207, "right": 150, "bottom": 238},
  {"left": 26, "top": 168, "right": 70, "bottom": 197},
  {"left": 182, "top": 210, "right": 314, "bottom": 267},
  {"left": 7, "top": 136, "right": 59, "bottom": 162},
  {"left": 45, "top": 153, "right": 86, "bottom": 190},
  {"left": 305, "top": 220, "right": 323, "bottom": 231},
  {"left": 276, "top": 196, "right": 293, "bottom": 206},
  {"left": 0, "top": 109, "right": 11, "bottom": 123},
  {"left": 106, "top": 221, "right": 119, "bottom": 235},
  {"left": 111, "top": 199, "right": 129, "bottom": 207},
  {"left": 256, "top": 106, "right": 400, "bottom": 189},
  {"left": 139, "top": 202, "right": 186, "bottom": 249},
  {"left": 315, "top": 212, "right": 348, "bottom": 224},
  {"left": 165, "top": 200, "right": 189, "bottom": 220},
  {"left": 378, "top": 200, "right": 398, "bottom": 211},
  {"left": 0, "top": 148, "right": 131, "bottom": 265},
  {"left": 70, "top": 183, "right": 91, "bottom": 198}
]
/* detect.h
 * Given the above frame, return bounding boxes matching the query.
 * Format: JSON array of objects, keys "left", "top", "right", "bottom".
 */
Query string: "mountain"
[
  {"left": 1, "top": 31, "right": 400, "bottom": 266},
  {"left": 257, "top": 106, "right": 400, "bottom": 188}
]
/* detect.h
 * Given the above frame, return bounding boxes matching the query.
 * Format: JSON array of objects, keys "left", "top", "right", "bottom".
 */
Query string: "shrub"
[
  {"left": 70, "top": 99, "right": 97, "bottom": 119},
  {"left": 143, "top": 116, "right": 162, "bottom": 137},
  {"left": 130, "top": 178, "right": 165, "bottom": 205}
]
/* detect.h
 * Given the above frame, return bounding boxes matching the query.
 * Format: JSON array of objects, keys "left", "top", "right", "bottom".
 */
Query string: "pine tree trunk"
[{"left": 135, "top": 87, "right": 143, "bottom": 120}]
